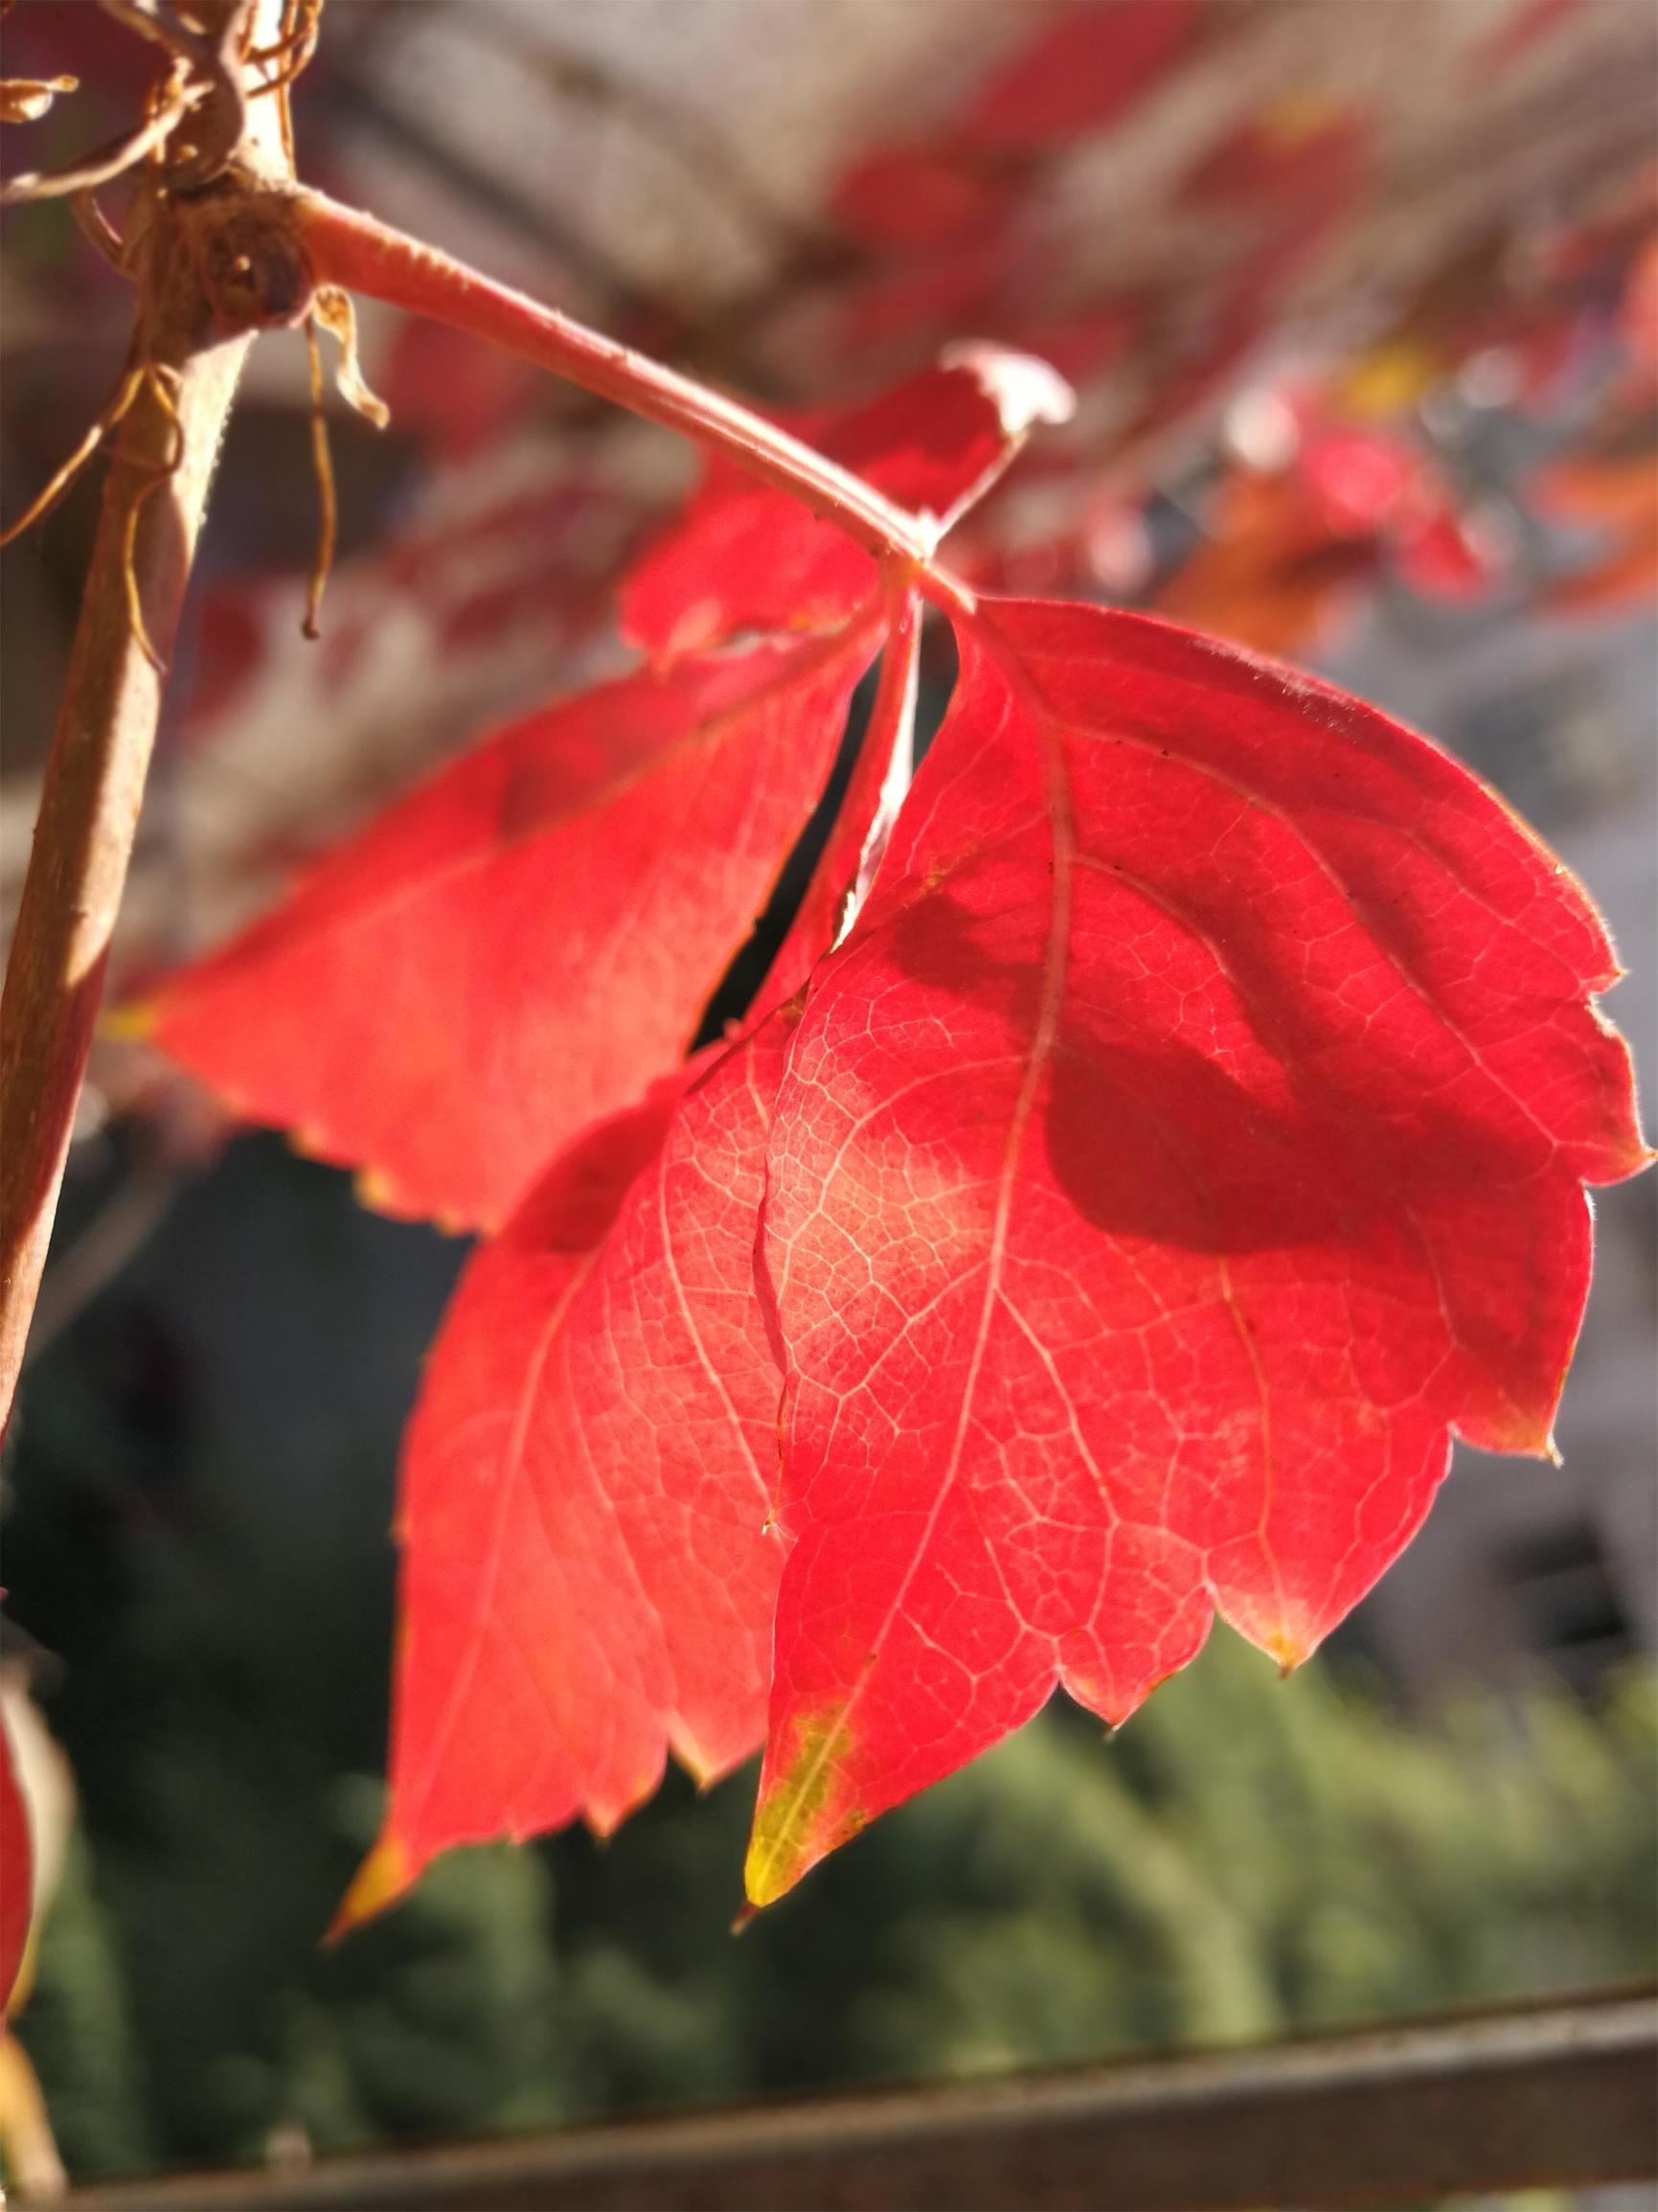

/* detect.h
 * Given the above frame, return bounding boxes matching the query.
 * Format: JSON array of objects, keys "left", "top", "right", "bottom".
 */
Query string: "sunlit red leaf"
[
  {"left": 337, "top": 603, "right": 923, "bottom": 1914},
  {"left": 618, "top": 358, "right": 1070, "bottom": 663},
  {"left": 143, "top": 617, "right": 878, "bottom": 1229},
  {"left": 964, "top": 0, "right": 1201, "bottom": 150},
  {"left": 340, "top": 1011, "right": 801, "bottom": 1926},
  {"left": 0, "top": 1718, "right": 29, "bottom": 2015},
  {"left": 746, "top": 597, "right": 1647, "bottom": 1904}
]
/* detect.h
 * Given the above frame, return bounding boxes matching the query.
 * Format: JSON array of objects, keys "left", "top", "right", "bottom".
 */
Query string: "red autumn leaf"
[
  {"left": 340, "top": 1012, "right": 800, "bottom": 1926},
  {"left": 1297, "top": 425, "right": 1424, "bottom": 537},
  {"left": 746, "top": 597, "right": 1647, "bottom": 1904},
  {"left": 1393, "top": 505, "right": 1504, "bottom": 603},
  {"left": 829, "top": 144, "right": 1015, "bottom": 257},
  {"left": 1545, "top": 521, "right": 1658, "bottom": 616},
  {"left": 1011, "top": 301, "right": 1144, "bottom": 388},
  {"left": 1178, "top": 101, "right": 1371, "bottom": 211},
  {"left": 1152, "top": 470, "right": 1380, "bottom": 657},
  {"left": 142, "top": 616, "right": 877, "bottom": 1230},
  {"left": 828, "top": 239, "right": 1035, "bottom": 373},
  {"left": 618, "top": 357, "right": 1071, "bottom": 663},
  {"left": 1533, "top": 441, "right": 1658, "bottom": 615},
  {"left": 380, "top": 313, "right": 543, "bottom": 465},
  {"left": 0, "top": 1719, "right": 29, "bottom": 2014},
  {"left": 337, "top": 601, "right": 923, "bottom": 1917},
  {"left": 964, "top": 0, "right": 1202, "bottom": 151}
]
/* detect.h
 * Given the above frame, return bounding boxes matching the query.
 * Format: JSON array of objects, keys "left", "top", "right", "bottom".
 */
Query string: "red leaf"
[
  {"left": 338, "top": 601, "right": 922, "bottom": 1914},
  {"left": 142, "top": 618, "right": 877, "bottom": 1230},
  {"left": 746, "top": 598, "right": 1647, "bottom": 1904},
  {"left": 618, "top": 359, "right": 1071, "bottom": 663},
  {"left": 1297, "top": 425, "right": 1424, "bottom": 537},
  {"left": 1178, "top": 101, "right": 1371, "bottom": 214},
  {"left": 1533, "top": 443, "right": 1658, "bottom": 616},
  {"left": 1152, "top": 470, "right": 1380, "bottom": 657},
  {"left": 830, "top": 144, "right": 1014, "bottom": 257},
  {"left": 964, "top": 0, "right": 1202, "bottom": 151},
  {"left": 380, "top": 314, "right": 542, "bottom": 464},
  {"left": 339, "top": 1013, "right": 800, "bottom": 1926},
  {"left": 0, "top": 1719, "right": 29, "bottom": 2015},
  {"left": 1545, "top": 522, "right": 1658, "bottom": 616},
  {"left": 1393, "top": 505, "right": 1505, "bottom": 604},
  {"left": 828, "top": 238, "right": 1032, "bottom": 372}
]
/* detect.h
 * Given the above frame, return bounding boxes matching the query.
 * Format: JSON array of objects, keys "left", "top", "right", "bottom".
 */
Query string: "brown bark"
[{"left": 0, "top": 0, "right": 300, "bottom": 1430}]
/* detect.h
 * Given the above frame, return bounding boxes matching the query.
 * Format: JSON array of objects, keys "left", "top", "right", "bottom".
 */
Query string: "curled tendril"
[
  {"left": 302, "top": 316, "right": 337, "bottom": 640},
  {"left": 0, "top": 71, "right": 198, "bottom": 206},
  {"left": 0, "top": 364, "right": 148, "bottom": 546},
  {"left": 119, "top": 363, "right": 186, "bottom": 673},
  {"left": 296, "top": 280, "right": 390, "bottom": 639}
]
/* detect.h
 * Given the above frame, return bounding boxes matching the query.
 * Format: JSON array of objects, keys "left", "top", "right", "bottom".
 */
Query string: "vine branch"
[{"left": 0, "top": 0, "right": 303, "bottom": 1431}]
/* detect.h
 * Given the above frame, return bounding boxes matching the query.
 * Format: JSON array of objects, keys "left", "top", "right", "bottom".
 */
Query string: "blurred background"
[{"left": 1, "top": 0, "right": 1654, "bottom": 2192}]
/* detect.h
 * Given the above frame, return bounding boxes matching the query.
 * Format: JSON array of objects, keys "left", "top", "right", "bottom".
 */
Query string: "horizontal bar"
[{"left": 67, "top": 1986, "right": 1657, "bottom": 2212}]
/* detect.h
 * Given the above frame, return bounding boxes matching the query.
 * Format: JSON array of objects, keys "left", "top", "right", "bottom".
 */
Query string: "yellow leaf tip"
[
  {"left": 1262, "top": 1625, "right": 1313, "bottom": 1676},
  {"left": 327, "top": 1831, "right": 411, "bottom": 1944},
  {"left": 352, "top": 1164, "right": 402, "bottom": 1215}
]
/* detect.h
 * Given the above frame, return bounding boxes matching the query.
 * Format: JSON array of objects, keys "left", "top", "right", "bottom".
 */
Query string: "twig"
[
  {"left": 0, "top": 0, "right": 300, "bottom": 1432},
  {"left": 293, "top": 190, "right": 977, "bottom": 596}
]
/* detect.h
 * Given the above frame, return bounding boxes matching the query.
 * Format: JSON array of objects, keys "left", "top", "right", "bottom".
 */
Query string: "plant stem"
[
  {"left": 293, "top": 190, "right": 976, "bottom": 609},
  {"left": 0, "top": 0, "right": 295, "bottom": 1432}
]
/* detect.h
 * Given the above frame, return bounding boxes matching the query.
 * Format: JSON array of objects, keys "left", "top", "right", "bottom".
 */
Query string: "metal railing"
[{"left": 64, "top": 1985, "right": 1657, "bottom": 2211}]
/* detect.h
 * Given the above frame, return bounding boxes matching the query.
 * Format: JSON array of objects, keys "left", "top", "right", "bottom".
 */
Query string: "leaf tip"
[
  {"left": 743, "top": 1704, "right": 862, "bottom": 1908},
  {"left": 670, "top": 1725, "right": 723, "bottom": 1795},
  {"left": 352, "top": 1161, "right": 420, "bottom": 1220},
  {"left": 327, "top": 1830, "right": 412, "bottom": 1944},
  {"left": 1261, "top": 1622, "right": 1315, "bottom": 1677},
  {"left": 939, "top": 341, "right": 1078, "bottom": 437}
]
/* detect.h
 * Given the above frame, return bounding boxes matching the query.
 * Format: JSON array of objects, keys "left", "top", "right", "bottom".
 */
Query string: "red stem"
[{"left": 293, "top": 190, "right": 975, "bottom": 613}]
